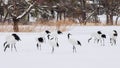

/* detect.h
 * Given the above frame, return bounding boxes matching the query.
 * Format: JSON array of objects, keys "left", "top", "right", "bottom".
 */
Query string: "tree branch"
[{"left": 17, "top": 1, "right": 36, "bottom": 19}]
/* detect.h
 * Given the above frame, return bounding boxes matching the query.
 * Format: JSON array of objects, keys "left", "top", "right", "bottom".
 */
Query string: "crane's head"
[
  {"left": 97, "top": 31, "right": 102, "bottom": 34},
  {"left": 68, "top": 33, "right": 72, "bottom": 39},
  {"left": 57, "top": 30, "right": 63, "bottom": 35},
  {"left": 113, "top": 30, "right": 117, "bottom": 34},
  {"left": 45, "top": 30, "right": 51, "bottom": 34}
]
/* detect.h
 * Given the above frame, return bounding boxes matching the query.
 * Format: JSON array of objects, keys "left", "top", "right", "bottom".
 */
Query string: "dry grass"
[
  {"left": 0, "top": 20, "right": 118, "bottom": 32},
  {"left": 0, "top": 20, "right": 76, "bottom": 32},
  {"left": 31, "top": 20, "right": 76, "bottom": 32},
  {"left": 82, "top": 22, "right": 103, "bottom": 26},
  {"left": 0, "top": 23, "right": 14, "bottom": 32}
]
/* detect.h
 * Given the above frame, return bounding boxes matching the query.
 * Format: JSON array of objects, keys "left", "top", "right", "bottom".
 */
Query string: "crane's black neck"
[{"left": 68, "top": 33, "right": 71, "bottom": 39}]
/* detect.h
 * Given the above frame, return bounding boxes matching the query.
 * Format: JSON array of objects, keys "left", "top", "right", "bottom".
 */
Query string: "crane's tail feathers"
[
  {"left": 57, "top": 43, "right": 59, "bottom": 47},
  {"left": 77, "top": 41, "right": 81, "bottom": 46}
]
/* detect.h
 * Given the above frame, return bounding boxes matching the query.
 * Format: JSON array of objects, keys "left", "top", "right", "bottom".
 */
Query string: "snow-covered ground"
[{"left": 0, "top": 26, "right": 120, "bottom": 68}]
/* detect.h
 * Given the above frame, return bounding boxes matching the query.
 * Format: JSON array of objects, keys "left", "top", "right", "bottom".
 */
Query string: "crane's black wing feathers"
[
  {"left": 12, "top": 34, "right": 21, "bottom": 41},
  {"left": 77, "top": 41, "right": 81, "bottom": 46}
]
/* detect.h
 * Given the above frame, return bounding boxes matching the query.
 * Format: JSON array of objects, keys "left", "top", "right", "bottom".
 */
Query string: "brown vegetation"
[
  {"left": 0, "top": 20, "right": 119, "bottom": 32},
  {"left": 0, "top": 20, "right": 75, "bottom": 32}
]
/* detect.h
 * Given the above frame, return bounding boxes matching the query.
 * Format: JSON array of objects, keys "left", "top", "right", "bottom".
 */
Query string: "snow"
[
  {"left": 98, "top": 14, "right": 120, "bottom": 24},
  {"left": 0, "top": 26, "right": 120, "bottom": 68},
  {"left": 3, "top": 0, "right": 8, "bottom": 5},
  {"left": 29, "top": 14, "right": 37, "bottom": 22},
  {"left": 98, "top": 14, "right": 106, "bottom": 24},
  {"left": 86, "top": 1, "right": 93, "bottom": 4}
]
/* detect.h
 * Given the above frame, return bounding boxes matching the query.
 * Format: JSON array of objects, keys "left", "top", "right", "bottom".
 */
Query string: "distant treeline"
[{"left": 0, "top": 0, "right": 120, "bottom": 31}]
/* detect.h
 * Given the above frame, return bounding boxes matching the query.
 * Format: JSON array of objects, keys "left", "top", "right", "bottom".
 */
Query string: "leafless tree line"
[{"left": 0, "top": 0, "right": 120, "bottom": 32}]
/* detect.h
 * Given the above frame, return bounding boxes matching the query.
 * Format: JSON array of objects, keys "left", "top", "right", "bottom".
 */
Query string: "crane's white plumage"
[
  {"left": 4, "top": 33, "right": 21, "bottom": 52},
  {"left": 88, "top": 31, "right": 102, "bottom": 43},
  {"left": 6, "top": 35, "right": 17, "bottom": 44},
  {"left": 45, "top": 30, "right": 62, "bottom": 53},
  {"left": 36, "top": 36, "right": 46, "bottom": 50},
  {"left": 88, "top": 31, "right": 107, "bottom": 46},
  {"left": 45, "top": 30, "right": 62, "bottom": 42},
  {"left": 67, "top": 33, "right": 81, "bottom": 53},
  {"left": 35, "top": 30, "right": 51, "bottom": 50},
  {"left": 47, "top": 34, "right": 59, "bottom": 53},
  {"left": 99, "top": 34, "right": 106, "bottom": 46},
  {"left": 109, "top": 30, "right": 118, "bottom": 45}
]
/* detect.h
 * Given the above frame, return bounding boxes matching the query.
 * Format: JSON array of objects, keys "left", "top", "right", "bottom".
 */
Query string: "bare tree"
[
  {"left": 2, "top": 0, "right": 36, "bottom": 32},
  {"left": 100, "top": 0, "right": 120, "bottom": 25}
]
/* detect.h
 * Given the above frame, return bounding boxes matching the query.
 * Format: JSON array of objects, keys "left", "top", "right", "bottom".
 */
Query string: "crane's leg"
[
  {"left": 37, "top": 43, "right": 39, "bottom": 50},
  {"left": 40, "top": 44, "right": 41, "bottom": 51},
  {"left": 97, "top": 39, "right": 100, "bottom": 44},
  {"left": 52, "top": 47, "right": 54, "bottom": 53},
  {"left": 88, "top": 37, "right": 92, "bottom": 43},
  {"left": 14, "top": 44, "right": 17, "bottom": 52},
  {"left": 114, "top": 39, "right": 116, "bottom": 45},
  {"left": 3, "top": 41, "right": 7, "bottom": 47},
  {"left": 110, "top": 38, "right": 113, "bottom": 46},
  {"left": 102, "top": 39, "right": 105, "bottom": 46},
  {"left": 4, "top": 44, "right": 9, "bottom": 52},
  {"left": 73, "top": 46, "right": 76, "bottom": 53},
  {"left": 11, "top": 44, "right": 13, "bottom": 51}
]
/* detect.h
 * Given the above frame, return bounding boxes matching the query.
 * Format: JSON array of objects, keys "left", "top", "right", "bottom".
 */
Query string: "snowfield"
[{"left": 0, "top": 26, "right": 120, "bottom": 68}]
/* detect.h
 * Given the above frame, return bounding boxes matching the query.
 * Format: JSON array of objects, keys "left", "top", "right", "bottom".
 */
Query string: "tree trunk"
[
  {"left": 81, "top": 0, "right": 86, "bottom": 25},
  {"left": 115, "top": 15, "right": 120, "bottom": 25},
  {"left": 106, "top": 13, "right": 109, "bottom": 24},
  {"left": 106, "top": 14, "right": 113, "bottom": 25},
  {"left": 13, "top": 21, "right": 19, "bottom": 32},
  {"left": 3, "top": 12, "right": 9, "bottom": 23},
  {"left": 13, "top": 17, "right": 19, "bottom": 32},
  {"left": 110, "top": 14, "right": 113, "bottom": 25}
]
